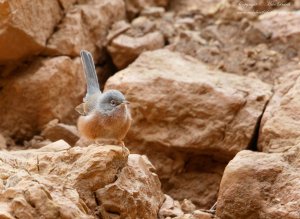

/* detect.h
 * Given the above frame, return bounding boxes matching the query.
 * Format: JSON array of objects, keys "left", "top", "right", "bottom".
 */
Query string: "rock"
[
  {"left": 0, "top": 141, "right": 127, "bottom": 217},
  {"left": 192, "top": 210, "right": 214, "bottom": 219},
  {"left": 46, "top": 0, "right": 126, "bottom": 60},
  {"left": 216, "top": 146, "right": 300, "bottom": 219},
  {"left": 173, "top": 210, "right": 214, "bottom": 219},
  {"left": 105, "top": 49, "right": 272, "bottom": 160},
  {"left": 0, "top": 141, "right": 163, "bottom": 217},
  {"left": 24, "top": 135, "right": 52, "bottom": 149},
  {"left": 141, "top": 7, "right": 166, "bottom": 18},
  {"left": 124, "top": 0, "right": 169, "bottom": 19},
  {"left": 181, "top": 199, "right": 196, "bottom": 213},
  {"left": 159, "top": 194, "right": 184, "bottom": 218},
  {"left": 106, "top": 20, "right": 131, "bottom": 43},
  {"left": 0, "top": 56, "right": 85, "bottom": 140},
  {"left": 248, "top": 11, "right": 300, "bottom": 50},
  {"left": 160, "top": 154, "right": 226, "bottom": 208},
  {"left": 96, "top": 154, "right": 164, "bottom": 219},
  {"left": 107, "top": 31, "right": 165, "bottom": 69},
  {"left": 41, "top": 119, "right": 80, "bottom": 146},
  {"left": 58, "top": 0, "right": 77, "bottom": 10},
  {"left": 258, "top": 70, "right": 300, "bottom": 153},
  {"left": 168, "top": 0, "right": 220, "bottom": 15},
  {"left": 0, "top": 0, "right": 62, "bottom": 63}
]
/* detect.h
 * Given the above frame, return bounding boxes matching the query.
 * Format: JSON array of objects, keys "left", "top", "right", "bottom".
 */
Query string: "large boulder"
[
  {"left": 0, "top": 56, "right": 85, "bottom": 140},
  {"left": 105, "top": 49, "right": 272, "bottom": 207},
  {"left": 0, "top": 0, "right": 62, "bottom": 63},
  {"left": 216, "top": 146, "right": 300, "bottom": 219},
  {"left": 0, "top": 141, "right": 164, "bottom": 218},
  {"left": 259, "top": 71, "right": 300, "bottom": 153},
  {"left": 247, "top": 11, "right": 300, "bottom": 50},
  {"left": 96, "top": 154, "right": 165, "bottom": 219},
  {"left": 105, "top": 49, "right": 272, "bottom": 159},
  {"left": 107, "top": 30, "right": 165, "bottom": 69},
  {"left": 46, "top": 0, "right": 126, "bottom": 60}
]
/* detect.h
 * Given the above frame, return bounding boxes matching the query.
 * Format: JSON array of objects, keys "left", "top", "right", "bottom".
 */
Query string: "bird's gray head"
[{"left": 99, "top": 90, "right": 128, "bottom": 112}]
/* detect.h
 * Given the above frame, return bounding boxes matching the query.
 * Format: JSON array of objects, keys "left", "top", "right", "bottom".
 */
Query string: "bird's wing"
[{"left": 80, "top": 50, "right": 101, "bottom": 101}]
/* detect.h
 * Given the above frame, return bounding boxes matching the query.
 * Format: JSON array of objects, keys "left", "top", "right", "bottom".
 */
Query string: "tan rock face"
[
  {"left": 248, "top": 11, "right": 300, "bottom": 50},
  {"left": 0, "top": 57, "right": 85, "bottom": 140},
  {"left": 46, "top": 0, "right": 126, "bottom": 60},
  {"left": 106, "top": 49, "right": 272, "bottom": 159},
  {"left": 105, "top": 49, "right": 271, "bottom": 207},
  {"left": 107, "top": 31, "right": 165, "bottom": 69},
  {"left": 41, "top": 119, "right": 80, "bottom": 146},
  {"left": 259, "top": 71, "right": 300, "bottom": 153},
  {"left": 216, "top": 146, "right": 300, "bottom": 219},
  {"left": 96, "top": 154, "right": 164, "bottom": 219},
  {"left": 0, "top": 0, "right": 62, "bottom": 63},
  {"left": 124, "top": 0, "right": 169, "bottom": 18},
  {"left": 159, "top": 194, "right": 184, "bottom": 218},
  {"left": 0, "top": 141, "right": 164, "bottom": 218}
]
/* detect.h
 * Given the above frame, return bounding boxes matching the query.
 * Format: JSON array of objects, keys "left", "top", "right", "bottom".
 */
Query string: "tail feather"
[{"left": 80, "top": 50, "right": 100, "bottom": 100}]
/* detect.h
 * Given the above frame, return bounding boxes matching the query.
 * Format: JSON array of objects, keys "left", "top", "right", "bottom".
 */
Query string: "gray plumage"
[{"left": 80, "top": 50, "right": 100, "bottom": 101}]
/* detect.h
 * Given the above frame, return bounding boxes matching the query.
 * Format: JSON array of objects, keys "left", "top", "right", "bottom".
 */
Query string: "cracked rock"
[
  {"left": 0, "top": 141, "right": 164, "bottom": 218},
  {"left": 0, "top": 56, "right": 85, "bottom": 140},
  {"left": 46, "top": 0, "right": 126, "bottom": 60},
  {"left": 259, "top": 70, "right": 300, "bottom": 153},
  {"left": 216, "top": 146, "right": 300, "bottom": 219},
  {"left": 0, "top": 0, "right": 62, "bottom": 63},
  {"left": 96, "top": 154, "right": 164, "bottom": 219},
  {"left": 106, "top": 49, "right": 272, "bottom": 160}
]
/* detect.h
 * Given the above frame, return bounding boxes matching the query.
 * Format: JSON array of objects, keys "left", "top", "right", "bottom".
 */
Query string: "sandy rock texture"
[
  {"left": 41, "top": 119, "right": 80, "bottom": 146},
  {"left": 0, "top": 141, "right": 164, "bottom": 218},
  {"left": 96, "top": 154, "right": 164, "bottom": 219},
  {"left": 0, "top": 57, "right": 84, "bottom": 140},
  {"left": 0, "top": 0, "right": 62, "bottom": 63},
  {"left": 46, "top": 0, "right": 126, "bottom": 60},
  {"left": 105, "top": 49, "right": 272, "bottom": 207},
  {"left": 259, "top": 71, "right": 300, "bottom": 153},
  {"left": 248, "top": 10, "right": 300, "bottom": 50},
  {"left": 216, "top": 146, "right": 300, "bottom": 219},
  {"left": 107, "top": 29, "right": 165, "bottom": 69},
  {"left": 124, "top": 0, "right": 169, "bottom": 19},
  {"left": 106, "top": 49, "right": 272, "bottom": 159}
]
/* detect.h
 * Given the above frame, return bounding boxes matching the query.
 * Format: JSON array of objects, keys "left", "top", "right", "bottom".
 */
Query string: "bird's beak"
[{"left": 122, "top": 100, "right": 130, "bottom": 105}]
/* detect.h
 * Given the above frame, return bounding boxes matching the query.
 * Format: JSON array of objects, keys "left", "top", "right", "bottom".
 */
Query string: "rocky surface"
[
  {"left": 0, "top": 57, "right": 85, "bottom": 140},
  {"left": 107, "top": 30, "right": 165, "bottom": 69},
  {"left": 0, "top": 141, "right": 164, "bottom": 218},
  {"left": 259, "top": 70, "right": 300, "bottom": 153},
  {"left": 0, "top": 0, "right": 62, "bottom": 63},
  {"left": 216, "top": 146, "right": 300, "bottom": 219},
  {"left": 41, "top": 119, "right": 80, "bottom": 147},
  {"left": 0, "top": 0, "right": 300, "bottom": 218},
  {"left": 105, "top": 48, "right": 272, "bottom": 207},
  {"left": 46, "top": 0, "right": 126, "bottom": 60},
  {"left": 106, "top": 49, "right": 272, "bottom": 159}
]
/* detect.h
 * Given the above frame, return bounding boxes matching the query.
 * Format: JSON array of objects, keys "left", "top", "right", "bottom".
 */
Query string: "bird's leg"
[
  {"left": 118, "top": 140, "right": 126, "bottom": 154},
  {"left": 208, "top": 201, "right": 217, "bottom": 214}
]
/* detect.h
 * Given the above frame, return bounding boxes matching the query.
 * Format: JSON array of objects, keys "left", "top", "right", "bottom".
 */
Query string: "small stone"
[{"left": 41, "top": 119, "right": 80, "bottom": 146}]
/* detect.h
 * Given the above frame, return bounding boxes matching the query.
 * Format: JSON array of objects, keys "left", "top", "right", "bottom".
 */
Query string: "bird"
[{"left": 75, "top": 50, "right": 132, "bottom": 149}]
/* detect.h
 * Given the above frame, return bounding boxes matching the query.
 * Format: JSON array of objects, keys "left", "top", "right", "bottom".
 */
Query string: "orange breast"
[{"left": 77, "top": 104, "right": 131, "bottom": 141}]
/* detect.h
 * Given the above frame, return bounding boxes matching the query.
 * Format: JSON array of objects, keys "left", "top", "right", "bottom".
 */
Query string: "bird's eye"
[{"left": 110, "top": 100, "right": 116, "bottom": 106}]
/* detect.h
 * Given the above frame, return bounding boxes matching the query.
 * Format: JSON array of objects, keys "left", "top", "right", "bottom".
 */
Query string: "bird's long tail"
[{"left": 80, "top": 50, "right": 101, "bottom": 101}]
